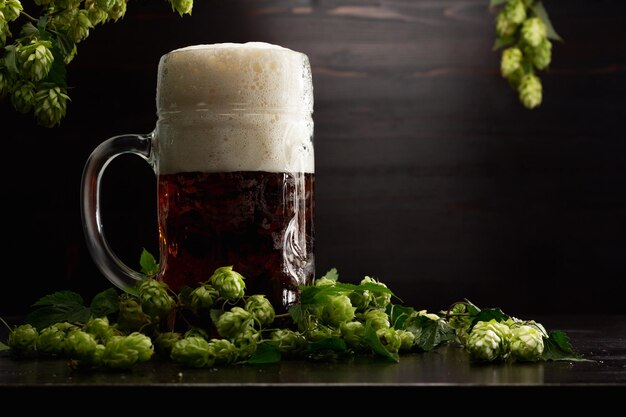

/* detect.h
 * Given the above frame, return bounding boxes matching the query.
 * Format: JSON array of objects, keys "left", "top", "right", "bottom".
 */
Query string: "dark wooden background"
[{"left": 2, "top": 0, "right": 625, "bottom": 315}]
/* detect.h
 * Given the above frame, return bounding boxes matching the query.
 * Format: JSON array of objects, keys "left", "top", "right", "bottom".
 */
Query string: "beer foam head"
[
  {"left": 156, "top": 43, "right": 314, "bottom": 174},
  {"left": 157, "top": 43, "right": 313, "bottom": 115}
]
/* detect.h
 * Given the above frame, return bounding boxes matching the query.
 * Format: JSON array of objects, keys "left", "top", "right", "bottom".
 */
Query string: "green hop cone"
[
  {"left": 18, "top": 39, "right": 54, "bottom": 82},
  {"left": 232, "top": 329, "right": 260, "bottom": 360},
  {"left": 208, "top": 338, "right": 238, "bottom": 365},
  {"left": 360, "top": 276, "right": 391, "bottom": 308},
  {"left": 102, "top": 332, "right": 153, "bottom": 369},
  {"left": 518, "top": 73, "right": 542, "bottom": 109},
  {"left": 340, "top": 321, "right": 366, "bottom": 350},
  {"left": 10, "top": 80, "right": 35, "bottom": 114},
  {"left": 314, "top": 277, "right": 336, "bottom": 287},
  {"left": 169, "top": 0, "right": 193, "bottom": 16},
  {"left": 215, "top": 307, "right": 253, "bottom": 338},
  {"left": 349, "top": 287, "right": 373, "bottom": 311},
  {"left": 245, "top": 294, "right": 275, "bottom": 327},
  {"left": 363, "top": 309, "right": 390, "bottom": 330},
  {"left": 209, "top": 266, "right": 246, "bottom": 301},
  {"left": 83, "top": 316, "right": 115, "bottom": 344},
  {"left": 34, "top": 84, "right": 70, "bottom": 128},
  {"left": 154, "top": 332, "right": 182, "bottom": 357},
  {"left": 117, "top": 295, "right": 151, "bottom": 332},
  {"left": 466, "top": 320, "right": 511, "bottom": 362},
  {"left": 96, "top": 0, "right": 117, "bottom": 10},
  {"left": 64, "top": 329, "right": 98, "bottom": 360},
  {"left": 522, "top": 17, "right": 547, "bottom": 47},
  {"left": 0, "top": 19, "right": 8, "bottom": 48},
  {"left": 447, "top": 304, "right": 472, "bottom": 345},
  {"left": 397, "top": 330, "right": 415, "bottom": 351},
  {"left": 138, "top": 279, "right": 176, "bottom": 319},
  {"left": 321, "top": 295, "right": 356, "bottom": 326},
  {"left": 2, "top": 0, "right": 23, "bottom": 22},
  {"left": 510, "top": 325, "right": 544, "bottom": 361},
  {"left": 496, "top": 11, "right": 517, "bottom": 38},
  {"left": 184, "top": 327, "right": 208, "bottom": 340},
  {"left": 501, "top": 47, "right": 523, "bottom": 78},
  {"left": 529, "top": 38, "right": 552, "bottom": 70},
  {"left": 8, "top": 324, "right": 38, "bottom": 353},
  {"left": 189, "top": 283, "right": 219, "bottom": 315},
  {"left": 376, "top": 327, "right": 402, "bottom": 354},
  {"left": 270, "top": 329, "right": 306, "bottom": 354},
  {"left": 171, "top": 337, "right": 215, "bottom": 368},
  {"left": 504, "top": 0, "right": 526, "bottom": 25},
  {"left": 36, "top": 326, "right": 66, "bottom": 355},
  {"left": 107, "top": 0, "right": 127, "bottom": 22},
  {"left": 306, "top": 325, "right": 337, "bottom": 342}
]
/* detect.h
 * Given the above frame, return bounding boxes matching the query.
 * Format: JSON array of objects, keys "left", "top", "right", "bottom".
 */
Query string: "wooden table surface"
[{"left": 1, "top": 315, "right": 624, "bottom": 400}]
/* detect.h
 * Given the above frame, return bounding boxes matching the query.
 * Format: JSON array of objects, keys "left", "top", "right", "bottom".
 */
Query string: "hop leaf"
[
  {"left": 518, "top": 73, "right": 542, "bottom": 109},
  {"left": 34, "top": 84, "right": 70, "bottom": 127}
]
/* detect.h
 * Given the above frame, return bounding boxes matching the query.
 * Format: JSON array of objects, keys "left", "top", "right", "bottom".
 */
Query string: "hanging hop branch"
[
  {"left": 0, "top": 1, "right": 193, "bottom": 127},
  {"left": 492, "top": 0, "right": 562, "bottom": 109}
]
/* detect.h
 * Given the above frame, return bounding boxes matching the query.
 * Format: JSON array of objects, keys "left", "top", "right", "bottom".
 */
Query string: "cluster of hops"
[
  {"left": 8, "top": 318, "right": 153, "bottom": 369},
  {"left": 493, "top": 0, "right": 561, "bottom": 109},
  {"left": 0, "top": 1, "right": 193, "bottom": 127},
  {"left": 465, "top": 319, "right": 546, "bottom": 362},
  {"left": 3, "top": 255, "right": 580, "bottom": 370}
]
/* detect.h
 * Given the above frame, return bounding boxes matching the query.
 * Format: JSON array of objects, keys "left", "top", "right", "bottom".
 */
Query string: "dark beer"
[{"left": 158, "top": 171, "right": 314, "bottom": 311}]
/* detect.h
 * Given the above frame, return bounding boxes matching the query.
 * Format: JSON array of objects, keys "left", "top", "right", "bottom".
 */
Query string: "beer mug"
[{"left": 81, "top": 43, "right": 315, "bottom": 311}]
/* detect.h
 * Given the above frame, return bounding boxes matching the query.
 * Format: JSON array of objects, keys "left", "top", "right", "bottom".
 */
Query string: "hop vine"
[
  {"left": 0, "top": 0, "right": 193, "bottom": 127},
  {"left": 492, "top": 0, "right": 562, "bottom": 109}
]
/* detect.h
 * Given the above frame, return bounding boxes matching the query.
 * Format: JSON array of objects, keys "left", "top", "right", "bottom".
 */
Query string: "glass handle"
[{"left": 80, "top": 133, "right": 154, "bottom": 295}]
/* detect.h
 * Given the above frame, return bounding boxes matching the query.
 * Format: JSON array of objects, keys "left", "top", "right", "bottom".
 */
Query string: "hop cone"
[
  {"left": 215, "top": 307, "right": 252, "bottom": 338},
  {"left": 522, "top": 17, "right": 547, "bottom": 47},
  {"left": 2, "top": 0, "right": 22, "bottom": 22},
  {"left": 37, "top": 325, "right": 66, "bottom": 355},
  {"left": 321, "top": 295, "right": 356, "bottom": 326},
  {"left": 360, "top": 277, "right": 391, "bottom": 308},
  {"left": 18, "top": 39, "right": 54, "bottom": 82},
  {"left": 209, "top": 266, "right": 246, "bottom": 301},
  {"left": 117, "top": 295, "right": 150, "bottom": 332},
  {"left": 107, "top": 0, "right": 127, "bottom": 22},
  {"left": 270, "top": 329, "right": 306, "bottom": 354},
  {"left": 363, "top": 309, "right": 390, "bottom": 330},
  {"left": 314, "top": 277, "right": 336, "bottom": 287},
  {"left": 169, "top": 0, "right": 193, "bottom": 16},
  {"left": 501, "top": 47, "right": 523, "bottom": 78},
  {"left": 83, "top": 317, "right": 115, "bottom": 344},
  {"left": 171, "top": 337, "right": 214, "bottom": 368},
  {"left": 510, "top": 325, "right": 544, "bottom": 361},
  {"left": 8, "top": 324, "right": 38, "bottom": 353},
  {"left": 529, "top": 39, "right": 552, "bottom": 70},
  {"left": 232, "top": 330, "right": 260, "bottom": 360},
  {"left": 34, "top": 85, "right": 70, "bottom": 128},
  {"left": 496, "top": 11, "right": 517, "bottom": 38},
  {"left": 518, "top": 73, "right": 542, "bottom": 109},
  {"left": 11, "top": 80, "right": 36, "bottom": 114},
  {"left": 154, "top": 332, "right": 182, "bottom": 357},
  {"left": 340, "top": 321, "right": 366, "bottom": 349},
  {"left": 64, "top": 330, "right": 98, "bottom": 360},
  {"left": 102, "top": 333, "right": 153, "bottom": 369},
  {"left": 138, "top": 279, "right": 175, "bottom": 319},
  {"left": 376, "top": 327, "right": 402, "bottom": 354},
  {"left": 397, "top": 330, "right": 415, "bottom": 351},
  {"left": 245, "top": 294, "right": 275, "bottom": 326},
  {"left": 504, "top": 0, "right": 526, "bottom": 25},
  {"left": 466, "top": 320, "right": 511, "bottom": 362},
  {"left": 189, "top": 283, "right": 219, "bottom": 315},
  {"left": 208, "top": 338, "right": 238, "bottom": 365}
]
